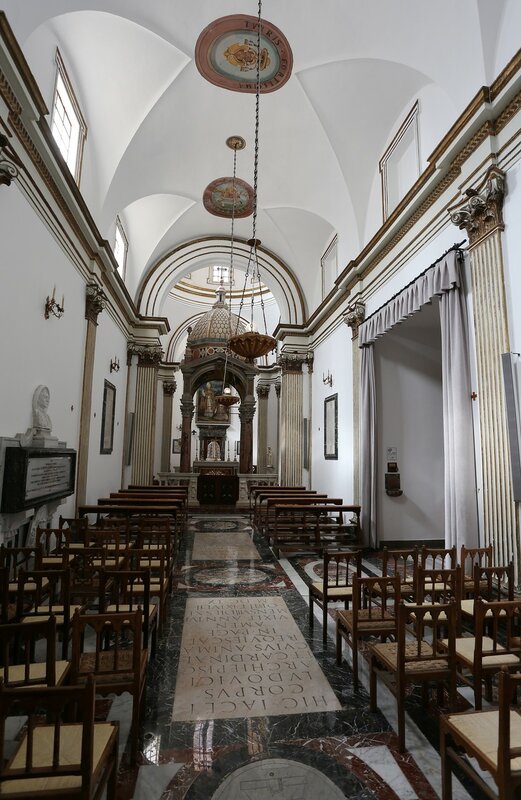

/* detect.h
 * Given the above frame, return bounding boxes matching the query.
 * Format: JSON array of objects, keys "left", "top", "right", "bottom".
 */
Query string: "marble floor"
[{"left": 109, "top": 514, "right": 491, "bottom": 800}]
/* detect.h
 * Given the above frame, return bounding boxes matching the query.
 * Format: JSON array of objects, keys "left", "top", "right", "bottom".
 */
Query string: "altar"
[
  {"left": 192, "top": 460, "right": 238, "bottom": 475},
  {"left": 193, "top": 461, "right": 239, "bottom": 505}
]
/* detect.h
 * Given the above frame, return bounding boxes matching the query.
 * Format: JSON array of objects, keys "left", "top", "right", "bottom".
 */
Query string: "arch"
[{"left": 138, "top": 236, "right": 307, "bottom": 325}]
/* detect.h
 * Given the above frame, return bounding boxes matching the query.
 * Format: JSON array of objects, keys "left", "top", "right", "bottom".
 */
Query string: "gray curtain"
[
  {"left": 439, "top": 282, "right": 478, "bottom": 548},
  {"left": 360, "top": 344, "right": 377, "bottom": 548},
  {"left": 359, "top": 250, "right": 477, "bottom": 548}
]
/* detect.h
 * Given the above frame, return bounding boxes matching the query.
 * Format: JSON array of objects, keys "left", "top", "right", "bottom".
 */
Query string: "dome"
[{"left": 185, "top": 286, "right": 247, "bottom": 361}]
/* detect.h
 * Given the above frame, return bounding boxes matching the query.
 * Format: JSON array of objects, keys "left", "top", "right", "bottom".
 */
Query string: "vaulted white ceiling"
[{"left": 4, "top": 0, "right": 520, "bottom": 327}]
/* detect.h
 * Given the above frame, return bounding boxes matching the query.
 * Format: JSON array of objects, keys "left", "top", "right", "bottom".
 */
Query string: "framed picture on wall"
[
  {"left": 324, "top": 393, "right": 338, "bottom": 460},
  {"left": 100, "top": 380, "right": 116, "bottom": 454},
  {"left": 172, "top": 438, "right": 181, "bottom": 454}
]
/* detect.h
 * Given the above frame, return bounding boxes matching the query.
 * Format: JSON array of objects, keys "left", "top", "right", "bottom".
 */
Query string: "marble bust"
[{"left": 32, "top": 384, "right": 52, "bottom": 433}]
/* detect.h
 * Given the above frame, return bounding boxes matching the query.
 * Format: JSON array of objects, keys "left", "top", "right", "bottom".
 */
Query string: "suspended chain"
[{"left": 234, "top": 0, "right": 269, "bottom": 338}]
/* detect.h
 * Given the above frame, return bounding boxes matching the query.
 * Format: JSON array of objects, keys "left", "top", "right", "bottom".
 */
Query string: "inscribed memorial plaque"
[
  {"left": 191, "top": 532, "right": 260, "bottom": 561},
  {"left": 172, "top": 596, "right": 341, "bottom": 721}
]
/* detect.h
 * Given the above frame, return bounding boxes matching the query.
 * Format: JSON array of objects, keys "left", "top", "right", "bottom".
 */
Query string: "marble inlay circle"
[
  {"left": 192, "top": 520, "right": 241, "bottom": 531},
  {"left": 193, "top": 566, "right": 268, "bottom": 585},
  {"left": 211, "top": 759, "right": 346, "bottom": 799},
  {"left": 203, "top": 176, "right": 254, "bottom": 218},
  {"left": 195, "top": 15, "right": 293, "bottom": 94}
]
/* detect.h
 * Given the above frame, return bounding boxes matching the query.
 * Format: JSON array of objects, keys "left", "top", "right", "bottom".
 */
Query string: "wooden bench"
[
  {"left": 254, "top": 489, "right": 317, "bottom": 533},
  {"left": 271, "top": 503, "right": 361, "bottom": 556}
]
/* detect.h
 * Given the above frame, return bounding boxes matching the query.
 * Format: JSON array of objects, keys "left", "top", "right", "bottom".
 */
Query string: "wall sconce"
[
  {"left": 110, "top": 357, "right": 120, "bottom": 373},
  {"left": 44, "top": 287, "right": 65, "bottom": 319},
  {"left": 323, "top": 371, "right": 333, "bottom": 387}
]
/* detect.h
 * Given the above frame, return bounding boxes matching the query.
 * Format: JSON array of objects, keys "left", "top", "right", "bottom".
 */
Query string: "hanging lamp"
[
  {"left": 215, "top": 135, "right": 243, "bottom": 409},
  {"left": 228, "top": 0, "right": 276, "bottom": 363}
]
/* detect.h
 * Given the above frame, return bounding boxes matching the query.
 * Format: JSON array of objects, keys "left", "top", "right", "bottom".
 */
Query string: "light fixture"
[
  {"left": 44, "top": 287, "right": 65, "bottom": 319},
  {"left": 110, "top": 357, "right": 120, "bottom": 373},
  {"left": 323, "top": 371, "right": 333, "bottom": 387},
  {"left": 228, "top": 0, "right": 276, "bottom": 363},
  {"left": 215, "top": 135, "right": 243, "bottom": 409}
]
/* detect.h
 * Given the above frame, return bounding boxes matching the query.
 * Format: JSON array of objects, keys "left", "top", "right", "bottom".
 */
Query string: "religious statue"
[
  {"left": 266, "top": 446, "right": 273, "bottom": 468},
  {"left": 199, "top": 381, "right": 217, "bottom": 418},
  {"left": 206, "top": 439, "right": 221, "bottom": 461},
  {"left": 32, "top": 385, "right": 52, "bottom": 433}
]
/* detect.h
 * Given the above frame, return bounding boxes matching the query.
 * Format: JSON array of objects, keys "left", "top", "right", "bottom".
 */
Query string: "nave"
[{"left": 111, "top": 513, "right": 482, "bottom": 800}]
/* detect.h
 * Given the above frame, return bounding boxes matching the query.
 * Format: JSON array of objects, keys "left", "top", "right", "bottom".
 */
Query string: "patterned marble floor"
[{"left": 109, "top": 514, "right": 490, "bottom": 800}]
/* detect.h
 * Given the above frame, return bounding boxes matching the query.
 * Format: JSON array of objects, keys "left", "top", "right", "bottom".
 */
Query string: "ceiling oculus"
[
  {"left": 195, "top": 15, "right": 293, "bottom": 94},
  {"left": 203, "top": 176, "right": 254, "bottom": 218}
]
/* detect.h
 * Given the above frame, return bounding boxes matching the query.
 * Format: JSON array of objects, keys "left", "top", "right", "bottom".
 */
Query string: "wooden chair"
[
  {"left": 369, "top": 600, "right": 458, "bottom": 752},
  {"left": 0, "top": 567, "right": 16, "bottom": 624},
  {"left": 58, "top": 514, "right": 89, "bottom": 543},
  {"left": 309, "top": 548, "right": 362, "bottom": 646},
  {"left": 136, "top": 528, "right": 176, "bottom": 592},
  {"left": 336, "top": 574, "right": 399, "bottom": 690},
  {"left": 99, "top": 568, "right": 158, "bottom": 655},
  {"left": 460, "top": 563, "right": 515, "bottom": 630},
  {"left": 35, "top": 526, "right": 73, "bottom": 569},
  {"left": 15, "top": 567, "right": 82, "bottom": 660},
  {"left": 420, "top": 545, "right": 457, "bottom": 571},
  {"left": 0, "top": 545, "right": 43, "bottom": 597},
  {"left": 412, "top": 565, "right": 462, "bottom": 636},
  {"left": 440, "top": 669, "right": 521, "bottom": 800},
  {"left": 68, "top": 547, "right": 115, "bottom": 609},
  {"left": 377, "top": 547, "right": 419, "bottom": 600},
  {"left": 444, "top": 597, "right": 521, "bottom": 710},
  {"left": 70, "top": 609, "right": 147, "bottom": 764},
  {"left": 0, "top": 674, "right": 119, "bottom": 799},
  {"left": 129, "top": 548, "right": 169, "bottom": 629},
  {"left": 460, "top": 544, "right": 493, "bottom": 597},
  {"left": 0, "top": 615, "right": 70, "bottom": 688}
]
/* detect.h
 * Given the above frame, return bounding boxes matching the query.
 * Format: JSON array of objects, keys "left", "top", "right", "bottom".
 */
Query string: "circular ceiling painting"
[
  {"left": 195, "top": 15, "right": 293, "bottom": 94},
  {"left": 203, "top": 176, "right": 254, "bottom": 218}
]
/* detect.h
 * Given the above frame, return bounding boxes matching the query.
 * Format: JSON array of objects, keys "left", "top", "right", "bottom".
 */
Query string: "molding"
[
  {"left": 163, "top": 380, "right": 177, "bottom": 396},
  {"left": 127, "top": 342, "right": 163, "bottom": 367}
]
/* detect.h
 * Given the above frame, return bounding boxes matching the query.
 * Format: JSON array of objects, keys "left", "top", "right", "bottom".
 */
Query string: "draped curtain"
[{"left": 359, "top": 250, "right": 478, "bottom": 549}]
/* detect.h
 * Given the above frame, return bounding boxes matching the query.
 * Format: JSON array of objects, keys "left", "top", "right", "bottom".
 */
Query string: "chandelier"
[{"left": 228, "top": 0, "right": 277, "bottom": 363}]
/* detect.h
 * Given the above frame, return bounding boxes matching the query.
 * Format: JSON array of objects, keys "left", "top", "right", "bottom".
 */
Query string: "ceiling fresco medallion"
[
  {"left": 195, "top": 15, "right": 293, "bottom": 94},
  {"left": 203, "top": 176, "right": 254, "bottom": 218}
]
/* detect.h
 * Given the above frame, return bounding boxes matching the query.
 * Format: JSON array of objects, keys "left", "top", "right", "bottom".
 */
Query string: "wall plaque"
[{"left": 1, "top": 447, "right": 76, "bottom": 512}]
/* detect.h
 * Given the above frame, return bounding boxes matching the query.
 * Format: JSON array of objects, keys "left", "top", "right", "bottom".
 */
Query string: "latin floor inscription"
[
  {"left": 172, "top": 596, "right": 341, "bottom": 721},
  {"left": 191, "top": 532, "right": 261, "bottom": 561}
]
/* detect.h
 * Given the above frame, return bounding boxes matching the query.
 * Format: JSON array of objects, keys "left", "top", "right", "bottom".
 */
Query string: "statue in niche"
[
  {"left": 266, "top": 446, "right": 273, "bottom": 468},
  {"left": 206, "top": 439, "right": 221, "bottom": 461},
  {"left": 203, "top": 382, "right": 217, "bottom": 417},
  {"left": 32, "top": 385, "right": 52, "bottom": 433}
]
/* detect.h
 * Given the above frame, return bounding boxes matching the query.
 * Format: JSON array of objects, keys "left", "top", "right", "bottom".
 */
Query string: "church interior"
[{"left": 1, "top": 1, "right": 521, "bottom": 798}]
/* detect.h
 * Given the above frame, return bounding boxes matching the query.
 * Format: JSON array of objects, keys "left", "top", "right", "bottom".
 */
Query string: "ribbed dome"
[{"left": 185, "top": 286, "right": 247, "bottom": 361}]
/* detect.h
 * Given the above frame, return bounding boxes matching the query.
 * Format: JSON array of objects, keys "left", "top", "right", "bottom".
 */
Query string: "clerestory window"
[{"left": 50, "top": 49, "right": 87, "bottom": 183}]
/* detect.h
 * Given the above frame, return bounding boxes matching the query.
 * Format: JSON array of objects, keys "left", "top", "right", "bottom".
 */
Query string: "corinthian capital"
[
  {"left": 163, "top": 380, "right": 177, "bottom": 396},
  {"left": 256, "top": 384, "right": 270, "bottom": 399},
  {"left": 127, "top": 342, "right": 163, "bottom": 366},
  {"left": 0, "top": 133, "right": 21, "bottom": 187},
  {"left": 449, "top": 166, "right": 506, "bottom": 246},
  {"left": 278, "top": 352, "right": 312, "bottom": 374},
  {"left": 344, "top": 301, "right": 366, "bottom": 340},
  {"left": 85, "top": 283, "right": 106, "bottom": 324}
]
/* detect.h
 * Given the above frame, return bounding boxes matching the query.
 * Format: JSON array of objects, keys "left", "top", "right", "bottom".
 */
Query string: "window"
[
  {"left": 113, "top": 217, "right": 128, "bottom": 277},
  {"left": 51, "top": 50, "right": 87, "bottom": 183},
  {"left": 209, "top": 265, "right": 230, "bottom": 284},
  {"left": 321, "top": 235, "right": 338, "bottom": 300},
  {"left": 379, "top": 101, "right": 420, "bottom": 220}
]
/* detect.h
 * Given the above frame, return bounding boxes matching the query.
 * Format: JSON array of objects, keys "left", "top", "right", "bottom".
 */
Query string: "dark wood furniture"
[{"left": 309, "top": 549, "right": 362, "bottom": 646}]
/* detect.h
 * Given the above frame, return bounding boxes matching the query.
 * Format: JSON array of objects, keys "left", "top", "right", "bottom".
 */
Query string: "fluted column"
[
  {"left": 76, "top": 284, "right": 105, "bottom": 507},
  {"left": 161, "top": 380, "right": 177, "bottom": 472},
  {"left": 344, "top": 300, "right": 365, "bottom": 503},
  {"left": 130, "top": 344, "right": 162, "bottom": 485},
  {"left": 279, "top": 354, "right": 308, "bottom": 486},
  {"left": 180, "top": 396, "right": 194, "bottom": 473},
  {"left": 450, "top": 166, "right": 520, "bottom": 575},
  {"left": 256, "top": 384, "right": 270, "bottom": 471},
  {"left": 239, "top": 401, "right": 256, "bottom": 473}
]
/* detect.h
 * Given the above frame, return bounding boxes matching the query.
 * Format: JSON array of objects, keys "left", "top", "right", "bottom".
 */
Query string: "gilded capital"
[
  {"left": 0, "top": 133, "right": 21, "bottom": 187},
  {"left": 344, "top": 301, "right": 366, "bottom": 340},
  {"left": 128, "top": 342, "right": 163, "bottom": 366},
  {"left": 163, "top": 380, "right": 177, "bottom": 396},
  {"left": 85, "top": 283, "right": 106, "bottom": 324},
  {"left": 256, "top": 384, "right": 270, "bottom": 399},
  {"left": 449, "top": 166, "right": 506, "bottom": 246}
]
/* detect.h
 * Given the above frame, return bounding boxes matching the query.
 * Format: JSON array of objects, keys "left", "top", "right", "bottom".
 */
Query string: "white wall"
[
  {"left": 311, "top": 323, "right": 354, "bottom": 501},
  {"left": 374, "top": 301, "right": 444, "bottom": 543},
  {"left": 84, "top": 310, "right": 128, "bottom": 503}
]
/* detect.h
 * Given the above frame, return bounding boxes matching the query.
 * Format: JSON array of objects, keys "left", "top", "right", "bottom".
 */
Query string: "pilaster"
[
  {"left": 161, "top": 380, "right": 177, "bottom": 473},
  {"left": 256, "top": 384, "right": 270, "bottom": 472},
  {"left": 449, "top": 166, "right": 520, "bottom": 574},
  {"left": 279, "top": 353, "right": 310, "bottom": 485},
  {"left": 344, "top": 299, "right": 365, "bottom": 503},
  {"left": 129, "top": 343, "right": 163, "bottom": 484},
  {"left": 76, "top": 283, "right": 106, "bottom": 507}
]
